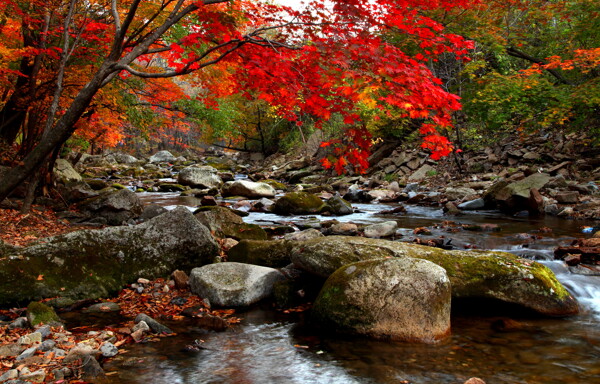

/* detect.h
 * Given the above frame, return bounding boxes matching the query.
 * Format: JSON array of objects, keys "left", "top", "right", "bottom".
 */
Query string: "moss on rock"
[
  {"left": 27, "top": 302, "right": 62, "bottom": 326},
  {"left": 227, "top": 239, "right": 292, "bottom": 268},
  {"left": 272, "top": 192, "right": 325, "bottom": 215}
]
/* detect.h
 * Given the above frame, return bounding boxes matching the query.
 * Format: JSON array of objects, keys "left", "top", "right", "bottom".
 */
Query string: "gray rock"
[
  {"left": 194, "top": 206, "right": 267, "bottom": 241},
  {"left": 131, "top": 320, "right": 150, "bottom": 333},
  {"left": 221, "top": 180, "right": 276, "bottom": 198},
  {"left": 78, "top": 188, "right": 144, "bottom": 225},
  {"left": 35, "top": 325, "right": 52, "bottom": 338},
  {"left": 0, "top": 370, "right": 18, "bottom": 382},
  {"left": 312, "top": 258, "right": 451, "bottom": 342},
  {"left": 0, "top": 207, "right": 218, "bottom": 306},
  {"left": 16, "top": 346, "right": 38, "bottom": 361},
  {"left": 324, "top": 195, "right": 353, "bottom": 215},
  {"left": 139, "top": 203, "right": 168, "bottom": 221},
  {"left": 445, "top": 187, "right": 477, "bottom": 201},
  {"left": 8, "top": 317, "right": 28, "bottom": 330},
  {"left": 80, "top": 355, "right": 105, "bottom": 381},
  {"left": 112, "top": 152, "right": 139, "bottom": 164},
  {"left": 64, "top": 344, "right": 96, "bottom": 363},
  {"left": 408, "top": 164, "right": 436, "bottom": 181},
  {"left": 189, "top": 262, "right": 285, "bottom": 307},
  {"left": 135, "top": 314, "right": 173, "bottom": 334},
  {"left": 363, "top": 221, "right": 398, "bottom": 238},
  {"left": 177, "top": 166, "right": 223, "bottom": 189},
  {"left": 148, "top": 150, "right": 176, "bottom": 163},
  {"left": 0, "top": 344, "right": 24, "bottom": 358},
  {"left": 39, "top": 340, "right": 56, "bottom": 352},
  {"left": 100, "top": 342, "right": 119, "bottom": 357},
  {"left": 458, "top": 198, "right": 486, "bottom": 210},
  {"left": 54, "top": 159, "right": 82, "bottom": 183}
]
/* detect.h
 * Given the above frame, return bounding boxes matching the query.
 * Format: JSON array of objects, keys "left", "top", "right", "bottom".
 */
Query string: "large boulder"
[
  {"left": 111, "top": 152, "right": 139, "bottom": 164},
  {"left": 78, "top": 189, "right": 143, "bottom": 225},
  {"left": 177, "top": 165, "right": 223, "bottom": 189},
  {"left": 54, "top": 159, "right": 82, "bottom": 183},
  {"left": 227, "top": 239, "right": 292, "bottom": 268},
  {"left": 363, "top": 221, "right": 398, "bottom": 238},
  {"left": 0, "top": 207, "right": 219, "bottom": 305},
  {"left": 485, "top": 173, "right": 551, "bottom": 213},
  {"left": 288, "top": 236, "right": 578, "bottom": 316},
  {"left": 148, "top": 150, "right": 176, "bottom": 163},
  {"left": 194, "top": 206, "right": 267, "bottom": 241},
  {"left": 189, "top": 262, "right": 285, "bottom": 307},
  {"left": 272, "top": 192, "right": 325, "bottom": 215},
  {"left": 312, "top": 258, "right": 451, "bottom": 342},
  {"left": 221, "top": 180, "right": 276, "bottom": 199}
]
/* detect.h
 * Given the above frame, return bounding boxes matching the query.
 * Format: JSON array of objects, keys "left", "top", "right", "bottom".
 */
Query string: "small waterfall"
[{"left": 543, "top": 260, "right": 600, "bottom": 320}]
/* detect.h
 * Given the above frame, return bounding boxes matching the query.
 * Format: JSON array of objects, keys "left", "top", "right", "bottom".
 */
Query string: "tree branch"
[{"left": 506, "top": 46, "right": 573, "bottom": 85}]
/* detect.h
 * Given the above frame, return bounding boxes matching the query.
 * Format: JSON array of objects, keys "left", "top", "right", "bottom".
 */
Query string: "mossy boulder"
[
  {"left": 272, "top": 192, "right": 325, "bottom": 215},
  {"left": 312, "top": 258, "right": 451, "bottom": 342},
  {"left": 323, "top": 195, "right": 353, "bottom": 216},
  {"left": 227, "top": 239, "right": 293, "bottom": 268},
  {"left": 261, "top": 179, "right": 287, "bottom": 191},
  {"left": 0, "top": 207, "right": 219, "bottom": 306},
  {"left": 194, "top": 206, "right": 267, "bottom": 241},
  {"left": 289, "top": 236, "right": 578, "bottom": 316},
  {"left": 26, "top": 301, "right": 62, "bottom": 326}
]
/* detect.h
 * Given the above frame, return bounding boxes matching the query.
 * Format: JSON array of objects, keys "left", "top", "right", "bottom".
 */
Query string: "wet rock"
[
  {"left": 227, "top": 239, "right": 292, "bottom": 268},
  {"left": 221, "top": 180, "right": 276, "bottom": 199},
  {"left": 564, "top": 254, "right": 581, "bottom": 266},
  {"left": 200, "top": 195, "right": 218, "bottom": 206},
  {"left": 284, "top": 228, "right": 324, "bottom": 241},
  {"left": 363, "top": 221, "right": 398, "bottom": 238},
  {"left": 312, "top": 258, "right": 451, "bottom": 342},
  {"left": 81, "top": 355, "right": 105, "bottom": 381},
  {"left": 78, "top": 188, "right": 143, "bottom": 225},
  {"left": 178, "top": 165, "right": 223, "bottom": 189},
  {"left": 486, "top": 173, "right": 551, "bottom": 213},
  {"left": 194, "top": 206, "right": 267, "bottom": 241},
  {"left": 528, "top": 188, "right": 545, "bottom": 215},
  {"left": 272, "top": 192, "right": 325, "bottom": 215},
  {"left": 458, "top": 198, "right": 485, "bottom": 210},
  {"left": 323, "top": 194, "right": 353, "bottom": 216},
  {"left": 289, "top": 236, "right": 578, "bottom": 316},
  {"left": 148, "top": 150, "right": 176, "bottom": 163},
  {"left": 0, "top": 207, "right": 218, "bottom": 306},
  {"left": 444, "top": 202, "right": 461, "bottom": 215},
  {"left": 189, "top": 262, "right": 285, "bottom": 307},
  {"left": 557, "top": 206, "right": 575, "bottom": 217},
  {"left": 135, "top": 314, "right": 173, "bottom": 334},
  {"left": 555, "top": 191, "right": 580, "bottom": 204},
  {"left": 132, "top": 320, "right": 150, "bottom": 333}
]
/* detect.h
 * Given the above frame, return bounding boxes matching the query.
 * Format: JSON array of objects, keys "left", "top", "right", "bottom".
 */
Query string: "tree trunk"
[{"left": 0, "top": 64, "right": 115, "bottom": 203}]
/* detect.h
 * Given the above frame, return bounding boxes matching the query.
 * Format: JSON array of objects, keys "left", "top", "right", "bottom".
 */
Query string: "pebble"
[
  {"left": 39, "top": 339, "right": 56, "bottom": 352},
  {"left": 100, "top": 342, "right": 119, "bottom": 358},
  {"left": 16, "top": 346, "right": 38, "bottom": 361}
]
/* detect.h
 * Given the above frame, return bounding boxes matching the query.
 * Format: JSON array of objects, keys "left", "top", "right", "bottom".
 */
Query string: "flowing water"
[{"left": 102, "top": 192, "right": 600, "bottom": 383}]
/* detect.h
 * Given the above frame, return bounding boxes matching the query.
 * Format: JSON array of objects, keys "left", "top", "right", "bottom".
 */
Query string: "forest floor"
[{"left": 0, "top": 207, "right": 73, "bottom": 247}]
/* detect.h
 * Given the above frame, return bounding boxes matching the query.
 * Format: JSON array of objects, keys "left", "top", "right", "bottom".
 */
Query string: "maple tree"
[{"left": 0, "top": 0, "right": 476, "bottom": 204}]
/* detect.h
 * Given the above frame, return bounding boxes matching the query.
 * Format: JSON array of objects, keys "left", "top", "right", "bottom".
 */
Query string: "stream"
[{"left": 100, "top": 192, "right": 600, "bottom": 383}]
